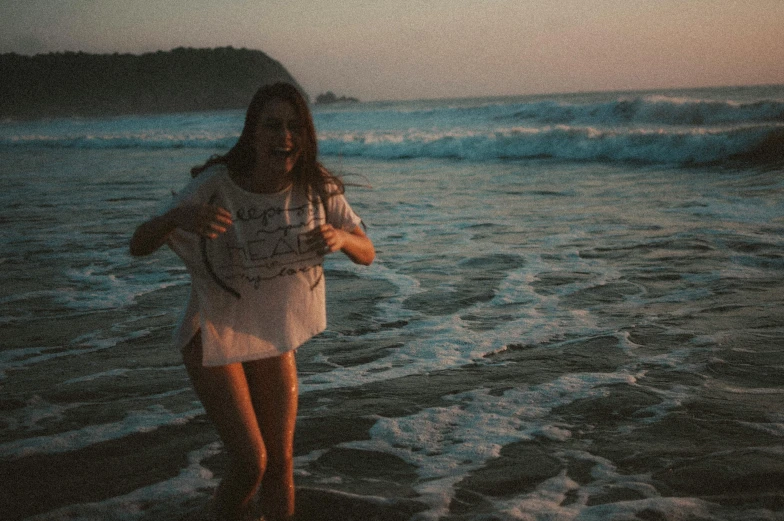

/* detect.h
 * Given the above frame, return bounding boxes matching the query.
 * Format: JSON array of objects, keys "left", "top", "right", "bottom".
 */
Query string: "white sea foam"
[
  {"left": 0, "top": 341, "right": 129, "bottom": 377},
  {"left": 342, "top": 372, "right": 638, "bottom": 519},
  {"left": 0, "top": 404, "right": 203, "bottom": 459},
  {"left": 23, "top": 442, "right": 222, "bottom": 521},
  {"left": 499, "top": 492, "right": 720, "bottom": 521},
  {"left": 63, "top": 368, "right": 133, "bottom": 384},
  {"left": 304, "top": 251, "right": 614, "bottom": 393},
  {"left": 55, "top": 260, "right": 189, "bottom": 312},
  {"left": 4, "top": 395, "right": 77, "bottom": 432}
]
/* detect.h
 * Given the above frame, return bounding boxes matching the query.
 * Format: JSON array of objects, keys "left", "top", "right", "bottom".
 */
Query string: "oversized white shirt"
[{"left": 166, "top": 166, "right": 362, "bottom": 366}]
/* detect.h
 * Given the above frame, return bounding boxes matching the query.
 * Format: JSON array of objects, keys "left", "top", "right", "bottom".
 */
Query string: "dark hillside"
[{"left": 0, "top": 47, "right": 304, "bottom": 118}]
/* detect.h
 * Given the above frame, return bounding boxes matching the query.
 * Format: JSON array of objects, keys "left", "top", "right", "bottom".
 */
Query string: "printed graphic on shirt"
[{"left": 201, "top": 195, "right": 325, "bottom": 298}]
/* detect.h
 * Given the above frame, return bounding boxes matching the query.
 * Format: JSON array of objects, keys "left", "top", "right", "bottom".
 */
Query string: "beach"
[{"left": 1, "top": 85, "right": 783, "bottom": 520}]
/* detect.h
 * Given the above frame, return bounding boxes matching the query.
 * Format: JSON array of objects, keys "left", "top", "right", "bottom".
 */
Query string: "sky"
[{"left": 1, "top": 0, "right": 783, "bottom": 101}]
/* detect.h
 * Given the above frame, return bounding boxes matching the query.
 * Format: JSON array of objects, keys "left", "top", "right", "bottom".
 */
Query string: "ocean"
[{"left": 1, "top": 85, "right": 783, "bottom": 521}]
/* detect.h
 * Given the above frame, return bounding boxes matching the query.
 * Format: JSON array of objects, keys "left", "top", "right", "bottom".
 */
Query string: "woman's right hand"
[
  {"left": 130, "top": 202, "right": 233, "bottom": 257},
  {"left": 170, "top": 203, "right": 233, "bottom": 239}
]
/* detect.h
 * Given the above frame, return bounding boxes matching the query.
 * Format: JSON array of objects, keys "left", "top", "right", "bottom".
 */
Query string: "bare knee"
[{"left": 233, "top": 449, "right": 268, "bottom": 489}]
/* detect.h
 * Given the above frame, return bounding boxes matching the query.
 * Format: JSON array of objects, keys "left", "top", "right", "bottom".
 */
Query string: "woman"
[{"left": 130, "top": 82, "right": 375, "bottom": 521}]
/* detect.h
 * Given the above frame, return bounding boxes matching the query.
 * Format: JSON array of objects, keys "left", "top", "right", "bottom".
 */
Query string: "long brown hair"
[{"left": 191, "top": 82, "right": 344, "bottom": 196}]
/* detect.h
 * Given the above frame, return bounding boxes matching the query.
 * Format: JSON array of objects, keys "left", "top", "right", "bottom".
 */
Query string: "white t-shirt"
[{"left": 166, "top": 166, "right": 362, "bottom": 366}]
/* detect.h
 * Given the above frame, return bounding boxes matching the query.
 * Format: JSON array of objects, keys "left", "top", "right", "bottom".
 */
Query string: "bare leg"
[
  {"left": 183, "top": 335, "right": 266, "bottom": 520},
  {"left": 244, "top": 351, "right": 298, "bottom": 520}
]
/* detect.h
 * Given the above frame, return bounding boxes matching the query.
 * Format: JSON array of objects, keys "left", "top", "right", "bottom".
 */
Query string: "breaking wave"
[
  {"left": 318, "top": 125, "right": 784, "bottom": 165},
  {"left": 2, "top": 92, "right": 783, "bottom": 166}
]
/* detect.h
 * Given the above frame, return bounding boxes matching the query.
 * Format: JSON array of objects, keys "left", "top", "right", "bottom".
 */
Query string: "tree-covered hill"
[{"left": 0, "top": 47, "right": 305, "bottom": 119}]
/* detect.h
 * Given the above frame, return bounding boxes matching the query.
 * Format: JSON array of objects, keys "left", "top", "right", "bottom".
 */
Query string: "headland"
[{"left": 0, "top": 47, "right": 304, "bottom": 119}]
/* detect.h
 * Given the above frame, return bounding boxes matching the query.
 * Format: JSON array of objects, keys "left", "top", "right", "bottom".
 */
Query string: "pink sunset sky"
[{"left": 1, "top": 0, "right": 782, "bottom": 101}]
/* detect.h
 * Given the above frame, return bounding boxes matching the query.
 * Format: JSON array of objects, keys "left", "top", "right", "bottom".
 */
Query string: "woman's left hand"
[
  {"left": 303, "top": 224, "right": 375, "bottom": 265},
  {"left": 303, "top": 224, "right": 347, "bottom": 255}
]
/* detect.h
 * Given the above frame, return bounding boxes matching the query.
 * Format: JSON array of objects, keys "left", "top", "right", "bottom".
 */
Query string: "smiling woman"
[
  {"left": 245, "top": 100, "right": 304, "bottom": 193},
  {"left": 129, "top": 82, "right": 374, "bottom": 521}
]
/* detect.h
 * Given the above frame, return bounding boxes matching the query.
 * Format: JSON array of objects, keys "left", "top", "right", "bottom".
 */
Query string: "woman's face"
[{"left": 253, "top": 98, "right": 304, "bottom": 184}]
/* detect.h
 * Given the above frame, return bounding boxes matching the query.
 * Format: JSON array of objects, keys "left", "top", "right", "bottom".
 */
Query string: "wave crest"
[
  {"left": 505, "top": 95, "right": 784, "bottom": 126},
  {"left": 320, "top": 124, "right": 784, "bottom": 165}
]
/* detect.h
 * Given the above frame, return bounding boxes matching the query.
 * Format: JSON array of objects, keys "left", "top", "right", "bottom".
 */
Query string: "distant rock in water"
[
  {"left": 315, "top": 91, "right": 360, "bottom": 105},
  {"left": 0, "top": 47, "right": 306, "bottom": 119}
]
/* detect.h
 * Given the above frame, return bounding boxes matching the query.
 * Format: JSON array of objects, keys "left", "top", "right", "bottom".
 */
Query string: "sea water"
[{"left": 1, "top": 85, "right": 783, "bottom": 521}]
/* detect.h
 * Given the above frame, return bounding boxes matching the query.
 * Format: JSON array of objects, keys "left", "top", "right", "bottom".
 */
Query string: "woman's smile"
[{"left": 254, "top": 99, "right": 303, "bottom": 183}]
